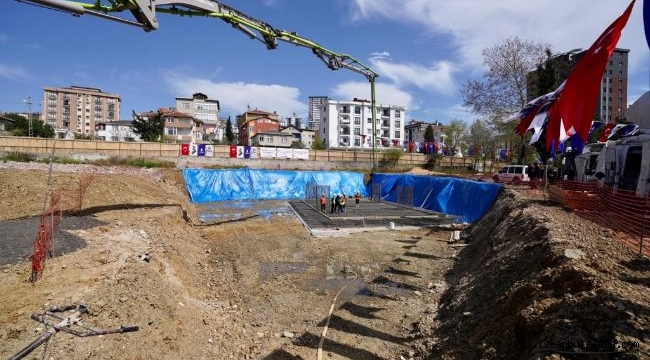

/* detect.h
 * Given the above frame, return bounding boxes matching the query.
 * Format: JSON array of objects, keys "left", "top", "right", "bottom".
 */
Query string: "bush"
[{"left": 2, "top": 152, "right": 37, "bottom": 162}]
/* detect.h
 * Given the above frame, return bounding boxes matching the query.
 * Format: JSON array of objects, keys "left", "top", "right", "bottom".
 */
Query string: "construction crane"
[{"left": 15, "top": 0, "right": 381, "bottom": 169}]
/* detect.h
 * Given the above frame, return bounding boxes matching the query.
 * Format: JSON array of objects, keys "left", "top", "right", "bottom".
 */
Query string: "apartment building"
[
  {"left": 318, "top": 99, "right": 405, "bottom": 150},
  {"left": 42, "top": 85, "right": 120, "bottom": 137},
  {"left": 308, "top": 96, "right": 328, "bottom": 131},
  {"left": 527, "top": 48, "right": 629, "bottom": 122},
  {"left": 175, "top": 92, "right": 220, "bottom": 129},
  {"left": 405, "top": 120, "right": 445, "bottom": 143},
  {"left": 280, "top": 125, "right": 316, "bottom": 149},
  {"left": 237, "top": 109, "right": 281, "bottom": 146},
  {"left": 139, "top": 109, "right": 205, "bottom": 143}
]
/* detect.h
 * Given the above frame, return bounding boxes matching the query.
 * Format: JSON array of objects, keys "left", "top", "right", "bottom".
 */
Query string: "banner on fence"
[
  {"left": 276, "top": 148, "right": 293, "bottom": 159},
  {"left": 181, "top": 143, "right": 190, "bottom": 156},
  {"left": 236, "top": 146, "right": 245, "bottom": 158},
  {"left": 250, "top": 147, "right": 259, "bottom": 159},
  {"left": 294, "top": 148, "right": 309, "bottom": 160},
  {"left": 205, "top": 144, "right": 214, "bottom": 157},
  {"left": 190, "top": 143, "right": 198, "bottom": 156},
  {"left": 197, "top": 144, "right": 206, "bottom": 157},
  {"left": 229, "top": 145, "right": 237, "bottom": 158},
  {"left": 260, "top": 147, "right": 276, "bottom": 158},
  {"left": 244, "top": 146, "right": 251, "bottom": 159}
]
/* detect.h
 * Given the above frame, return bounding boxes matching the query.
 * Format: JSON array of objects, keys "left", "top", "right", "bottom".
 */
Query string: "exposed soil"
[{"left": 0, "top": 161, "right": 648, "bottom": 360}]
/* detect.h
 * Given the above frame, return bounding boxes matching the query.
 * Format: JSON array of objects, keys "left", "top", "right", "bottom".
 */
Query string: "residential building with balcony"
[
  {"left": 318, "top": 99, "right": 405, "bottom": 149},
  {"left": 139, "top": 109, "right": 205, "bottom": 143},
  {"left": 237, "top": 109, "right": 281, "bottom": 146},
  {"left": 42, "top": 85, "right": 120, "bottom": 137},
  {"left": 175, "top": 92, "right": 220, "bottom": 127},
  {"left": 405, "top": 120, "right": 445, "bottom": 143}
]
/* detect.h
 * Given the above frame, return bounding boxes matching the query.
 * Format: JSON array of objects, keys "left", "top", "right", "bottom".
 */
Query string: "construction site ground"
[{"left": 0, "top": 161, "right": 648, "bottom": 360}]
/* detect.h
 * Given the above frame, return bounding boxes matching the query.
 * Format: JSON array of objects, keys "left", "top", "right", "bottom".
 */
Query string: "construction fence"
[
  {"left": 550, "top": 180, "right": 650, "bottom": 257},
  {"left": 0, "top": 136, "right": 502, "bottom": 169}
]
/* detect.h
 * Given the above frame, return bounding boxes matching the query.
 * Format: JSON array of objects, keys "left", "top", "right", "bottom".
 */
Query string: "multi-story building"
[
  {"left": 95, "top": 120, "right": 141, "bottom": 142},
  {"left": 283, "top": 113, "right": 303, "bottom": 129},
  {"left": 237, "top": 109, "right": 281, "bottom": 145},
  {"left": 176, "top": 93, "right": 223, "bottom": 137},
  {"left": 527, "top": 48, "right": 629, "bottom": 123},
  {"left": 42, "top": 85, "right": 120, "bottom": 137},
  {"left": 250, "top": 131, "right": 293, "bottom": 148},
  {"left": 318, "top": 99, "right": 405, "bottom": 149},
  {"left": 308, "top": 96, "right": 328, "bottom": 131},
  {"left": 280, "top": 125, "right": 316, "bottom": 149},
  {"left": 404, "top": 120, "right": 445, "bottom": 143},
  {"left": 139, "top": 109, "right": 205, "bottom": 143}
]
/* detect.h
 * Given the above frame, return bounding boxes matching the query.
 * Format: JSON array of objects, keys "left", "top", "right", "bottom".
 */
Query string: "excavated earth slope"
[{"left": 413, "top": 190, "right": 649, "bottom": 359}]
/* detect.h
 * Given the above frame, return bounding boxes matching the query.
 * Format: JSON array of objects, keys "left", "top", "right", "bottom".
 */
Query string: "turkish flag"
[
  {"left": 546, "top": 0, "right": 636, "bottom": 151},
  {"left": 229, "top": 144, "right": 237, "bottom": 158}
]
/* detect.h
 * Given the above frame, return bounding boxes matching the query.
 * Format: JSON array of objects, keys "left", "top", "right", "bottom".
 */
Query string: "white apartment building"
[
  {"left": 318, "top": 99, "right": 405, "bottom": 150},
  {"left": 95, "top": 120, "right": 141, "bottom": 142},
  {"left": 42, "top": 85, "right": 120, "bottom": 137}
]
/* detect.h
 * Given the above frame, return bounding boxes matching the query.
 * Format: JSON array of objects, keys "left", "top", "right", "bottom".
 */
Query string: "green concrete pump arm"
[{"left": 17, "top": 0, "right": 378, "bottom": 81}]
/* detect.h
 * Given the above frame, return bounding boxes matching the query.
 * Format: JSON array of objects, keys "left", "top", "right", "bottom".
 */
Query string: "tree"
[
  {"left": 423, "top": 124, "right": 435, "bottom": 143},
  {"left": 444, "top": 119, "right": 467, "bottom": 157},
  {"left": 311, "top": 141, "right": 326, "bottom": 150},
  {"left": 290, "top": 140, "right": 305, "bottom": 149},
  {"left": 6, "top": 113, "right": 55, "bottom": 138},
  {"left": 468, "top": 118, "right": 498, "bottom": 172},
  {"left": 132, "top": 110, "right": 165, "bottom": 142},
  {"left": 461, "top": 36, "right": 550, "bottom": 163},
  {"left": 225, "top": 116, "right": 235, "bottom": 144}
]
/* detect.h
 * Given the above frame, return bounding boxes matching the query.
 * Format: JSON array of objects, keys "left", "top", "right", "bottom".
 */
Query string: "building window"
[
  {"left": 395, "top": 130, "right": 401, "bottom": 138},
  {"left": 395, "top": 110, "right": 401, "bottom": 118},
  {"left": 354, "top": 117, "right": 361, "bottom": 125},
  {"left": 382, "top": 109, "right": 390, "bottom": 117},
  {"left": 367, "top": 117, "right": 372, "bottom": 124},
  {"left": 354, "top": 127, "right": 361, "bottom": 135},
  {"left": 259, "top": 135, "right": 264, "bottom": 142},
  {"left": 167, "top": 127, "right": 177, "bottom": 135},
  {"left": 341, "top": 105, "right": 350, "bottom": 113},
  {"left": 354, "top": 138, "right": 361, "bottom": 146},
  {"left": 354, "top": 106, "right": 361, "bottom": 114},
  {"left": 281, "top": 137, "right": 287, "bottom": 144},
  {"left": 167, "top": 117, "right": 174, "bottom": 123},
  {"left": 395, "top": 120, "right": 400, "bottom": 128}
]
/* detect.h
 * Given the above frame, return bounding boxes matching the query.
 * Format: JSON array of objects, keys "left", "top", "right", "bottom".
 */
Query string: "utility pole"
[{"left": 24, "top": 96, "right": 33, "bottom": 137}]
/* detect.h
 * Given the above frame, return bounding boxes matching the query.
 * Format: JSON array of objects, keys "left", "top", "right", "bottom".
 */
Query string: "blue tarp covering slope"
[
  {"left": 369, "top": 173, "right": 502, "bottom": 223},
  {"left": 183, "top": 168, "right": 368, "bottom": 203}
]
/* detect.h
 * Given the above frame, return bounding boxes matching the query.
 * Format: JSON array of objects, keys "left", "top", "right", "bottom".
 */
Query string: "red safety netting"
[
  {"left": 553, "top": 180, "right": 650, "bottom": 257},
  {"left": 30, "top": 176, "right": 94, "bottom": 282}
]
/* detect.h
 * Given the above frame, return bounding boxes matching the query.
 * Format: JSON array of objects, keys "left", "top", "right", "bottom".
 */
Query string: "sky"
[{"left": 1, "top": 0, "right": 649, "bottom": 125}]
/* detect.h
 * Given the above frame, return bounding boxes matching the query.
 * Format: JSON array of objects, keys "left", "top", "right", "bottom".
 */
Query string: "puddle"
[{"left": 259, "top": 261, "right": 309, "bottom": 282}]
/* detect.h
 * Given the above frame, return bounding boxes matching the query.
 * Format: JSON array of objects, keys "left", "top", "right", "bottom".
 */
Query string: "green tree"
[
  {"left": 468, "top": 118, "right": 498, "bottom": 172},
  {"left": 6, "top": 113, "right": 54, "bottom": 138},
  {"left": 132, "top": 110, "right": 165, "bottom": 142},
  {"left": 423, "top": 124, "right": 435, "bottom": 143},
  {"left": 445, "top": 119, "right": 467, "bottom": 157},
  {"left": 461, "top": 36, "right": 550, "bottom": 164},
  {"left": 291, "top": 140, "right": 305, "bottom": 149},
  {"left": 225, "top": 116, "right": 235, "bottom": 144},
  {"left": 311, "top": 141, "right": 326, "bottom": 150}
]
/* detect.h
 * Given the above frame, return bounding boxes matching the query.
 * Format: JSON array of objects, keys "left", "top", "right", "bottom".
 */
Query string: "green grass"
[
  {"left": 44, "top": 156, "right": 86, "bottom": 164},
  {"left": 90, "top": 156, "right": 175, "bottom": 168},
  {"left": 2, "top": 152, "right": 38, "bottom": 162}
]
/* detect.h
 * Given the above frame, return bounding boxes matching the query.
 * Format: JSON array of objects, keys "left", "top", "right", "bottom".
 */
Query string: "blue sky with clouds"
[{"left": 1, "top": 0, "right": 648, "bottom": 124}]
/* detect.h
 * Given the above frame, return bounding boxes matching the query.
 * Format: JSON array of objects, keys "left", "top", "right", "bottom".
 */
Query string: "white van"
[{"left": 493, "top": 165, "right": 530, "bottom": 184}]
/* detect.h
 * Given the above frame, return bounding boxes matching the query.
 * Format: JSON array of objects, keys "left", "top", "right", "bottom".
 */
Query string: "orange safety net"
[
  {"left": 30, "top": 176, "right": 94, "bottom": 282},
  {"left": 554, "top": 180, "right": 650, "bottom": 257}
]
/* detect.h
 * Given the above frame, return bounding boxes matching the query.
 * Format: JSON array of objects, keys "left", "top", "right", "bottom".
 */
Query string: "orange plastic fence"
[
  {"left": 29, "top": 176, "right": 94, "bottom": 282},
  {"left": 554, "top": 180, "right": 649, "bottom": 257}
]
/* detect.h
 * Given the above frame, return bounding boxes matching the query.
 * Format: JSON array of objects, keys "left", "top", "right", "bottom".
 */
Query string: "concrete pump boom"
[{"left": 15, "top": 0, "right": 380, "bottom": 169}]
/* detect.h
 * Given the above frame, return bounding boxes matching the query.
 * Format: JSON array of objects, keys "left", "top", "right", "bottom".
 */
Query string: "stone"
[
  {"left": 282, "top": 331, "right": 294, "bottom": 338},
  {"left": 564, "top": 248, "right": 585, "bottom": 260}
]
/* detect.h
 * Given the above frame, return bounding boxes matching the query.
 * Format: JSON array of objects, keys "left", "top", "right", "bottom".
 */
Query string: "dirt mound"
[{"left": 415, "top": 190, "right": 649, "bottom": 359}]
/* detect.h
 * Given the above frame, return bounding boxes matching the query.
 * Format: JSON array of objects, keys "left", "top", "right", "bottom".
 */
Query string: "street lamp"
[{"left": 23, "top": 96, "right": 33, "bottom": 137}]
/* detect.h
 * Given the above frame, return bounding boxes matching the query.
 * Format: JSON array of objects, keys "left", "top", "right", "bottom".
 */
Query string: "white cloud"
[
  {"left": 369, "top": 56, "right": 456, "bottom": 94},
  {"left": 0, "top": 64, "right": 31, "bottom": 81},
  {"left": 164, "top": 74, "right": 305, "bottom": 119},
  {"left": 349, "top": 0, "right": 648, "bottom": 73},
  {"left": 331, "top": 80, "right": 414, "bottom": 110}
]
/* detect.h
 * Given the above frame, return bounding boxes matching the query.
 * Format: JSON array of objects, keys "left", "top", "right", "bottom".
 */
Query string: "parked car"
[{"left": 493, "top": 165, "right": 530, "bottom": 184}]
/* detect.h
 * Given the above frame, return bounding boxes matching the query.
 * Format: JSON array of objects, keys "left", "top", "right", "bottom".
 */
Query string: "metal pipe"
[{"left": 370, "top": 76, "right": 377, "bottom": 172}]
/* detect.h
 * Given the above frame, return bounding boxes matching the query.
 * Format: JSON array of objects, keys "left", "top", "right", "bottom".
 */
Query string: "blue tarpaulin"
[
  {"left": 183, "top": 169, "right": 501, "bottom": 223},
  {"left": 183, "top": 169, "right": 368, "bottom": 203},
  {"left": 369, "top": 173, "right": 502, "bottom": 223}
]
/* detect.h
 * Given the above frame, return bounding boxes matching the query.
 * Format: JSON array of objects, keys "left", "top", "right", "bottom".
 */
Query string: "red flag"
[{"left": 546, "top": 0, "right": 636, "bottom": 152}]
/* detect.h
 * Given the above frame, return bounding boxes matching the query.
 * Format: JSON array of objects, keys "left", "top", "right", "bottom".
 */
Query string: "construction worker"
[
  {"left": 320, "top": 193, "right": 327, "bottom": 212},
  {"left": 330, "top": 196, "right": 336, "bottom": 214},
  {"left": 355, "top": 192, "right": 361, "bottom": 207}
]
